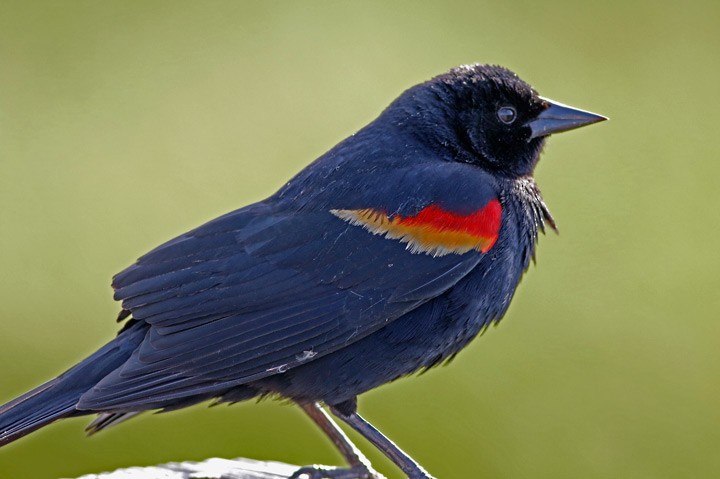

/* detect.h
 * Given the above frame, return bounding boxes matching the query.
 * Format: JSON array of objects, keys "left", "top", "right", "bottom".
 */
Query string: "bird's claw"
[{"left": 289, "top": 464, "right": 385, "bottom": 479}]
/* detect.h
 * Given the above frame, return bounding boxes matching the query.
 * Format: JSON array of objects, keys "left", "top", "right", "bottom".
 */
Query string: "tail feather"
[
  {"left": 0, "top": 321, "right": 148, "bottom": 447},
  {"left": 85, "top": 411, "right": 142, "bottom": 436},
  {"left": 0, "top": 379, "right": 82, "bottom": 446}
]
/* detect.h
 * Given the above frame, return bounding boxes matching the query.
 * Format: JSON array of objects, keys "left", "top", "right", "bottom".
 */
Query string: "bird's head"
[{"left": 385, "top": 64, "right": 606, "bottom": 178}]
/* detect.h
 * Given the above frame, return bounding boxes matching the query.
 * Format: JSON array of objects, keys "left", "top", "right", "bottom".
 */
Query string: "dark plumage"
[{"left": 0, "top": 64, "right": 605, "bottom": 479}]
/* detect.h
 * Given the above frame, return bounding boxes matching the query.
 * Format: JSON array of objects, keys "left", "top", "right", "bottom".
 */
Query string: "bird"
[{"left": 0, "top": 64, "right": 605, "bottom": 479}]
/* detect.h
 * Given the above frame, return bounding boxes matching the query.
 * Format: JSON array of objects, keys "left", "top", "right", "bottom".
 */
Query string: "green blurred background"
[{"left": 1, "top": 1, "right": 718, "bottom": 478}]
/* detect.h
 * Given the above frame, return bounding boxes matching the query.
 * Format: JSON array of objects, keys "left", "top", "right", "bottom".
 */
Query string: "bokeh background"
[{"left": 1, "top": 1, "right": 718, "bottom": 478}]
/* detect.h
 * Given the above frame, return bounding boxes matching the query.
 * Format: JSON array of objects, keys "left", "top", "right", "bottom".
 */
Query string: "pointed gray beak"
[{"left": 527, "top": 97, "right": 607, "bottom": 139}]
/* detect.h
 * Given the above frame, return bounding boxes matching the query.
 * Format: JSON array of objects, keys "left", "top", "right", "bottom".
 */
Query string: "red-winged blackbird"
[{"left": 0, "top": 64, "right": 605, "bottom": 479}]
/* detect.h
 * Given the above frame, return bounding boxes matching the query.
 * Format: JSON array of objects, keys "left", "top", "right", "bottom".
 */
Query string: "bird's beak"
[{"left": 526, "top": 97, "right": 607, "bottom": 139}]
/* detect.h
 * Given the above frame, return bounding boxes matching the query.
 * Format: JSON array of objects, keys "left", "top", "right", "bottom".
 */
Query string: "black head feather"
[{"left": 384, "top": 64, "right": 548, "bottom": 177}]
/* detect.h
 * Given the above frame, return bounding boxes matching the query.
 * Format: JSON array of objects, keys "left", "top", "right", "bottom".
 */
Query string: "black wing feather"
[{"left": 78, "top": 164, "right": 497, "bottom": 410}]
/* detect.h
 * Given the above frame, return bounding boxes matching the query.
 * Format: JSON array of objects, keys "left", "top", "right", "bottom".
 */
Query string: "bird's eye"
[{"left": 497, "top": 106, "right": 517, "bottom": 124}]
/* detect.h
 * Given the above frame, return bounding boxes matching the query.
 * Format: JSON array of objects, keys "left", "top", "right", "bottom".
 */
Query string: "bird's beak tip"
[{"left": 527, "top": 97, "right": 607, "bottom": 139}]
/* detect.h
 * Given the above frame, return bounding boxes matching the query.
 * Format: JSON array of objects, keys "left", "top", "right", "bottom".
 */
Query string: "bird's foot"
[{"left": 289, "top": 464, "right": 386, "bottom": 479}]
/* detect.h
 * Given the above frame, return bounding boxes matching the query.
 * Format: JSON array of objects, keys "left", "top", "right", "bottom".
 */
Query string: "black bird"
[{"left": 0, "top": 64, "right": 605, "bottom": 479}]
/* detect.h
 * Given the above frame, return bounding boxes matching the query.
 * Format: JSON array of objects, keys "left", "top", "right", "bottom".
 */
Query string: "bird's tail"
[{"left": 0, "top": 321, "right": 147, "bottom": 447}]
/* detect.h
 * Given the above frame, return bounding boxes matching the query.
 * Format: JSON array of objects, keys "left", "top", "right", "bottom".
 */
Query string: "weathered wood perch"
[{"left": 72, "top": 457, "right": 367, "bottom": 479}]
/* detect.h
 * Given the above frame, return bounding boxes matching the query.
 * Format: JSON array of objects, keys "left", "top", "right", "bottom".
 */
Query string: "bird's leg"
[
  {"left": 329, "top": 402, "right": 435, "bottom": 479},
  {"left": 290, "top": 401, "right": 384, "bottom": 479},
  {"left": 299, "top": 402, "right": 373, "bottom": 468}
]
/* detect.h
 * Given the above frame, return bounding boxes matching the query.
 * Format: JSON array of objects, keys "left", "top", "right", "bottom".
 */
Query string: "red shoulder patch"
[{"left": 331, "top": 199, "right": 502, "bottom": 256}]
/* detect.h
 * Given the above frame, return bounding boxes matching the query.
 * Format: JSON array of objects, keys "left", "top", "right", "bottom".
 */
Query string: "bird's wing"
[{"left": 79, "top": 162, "right": 501, "bottom": 409}]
